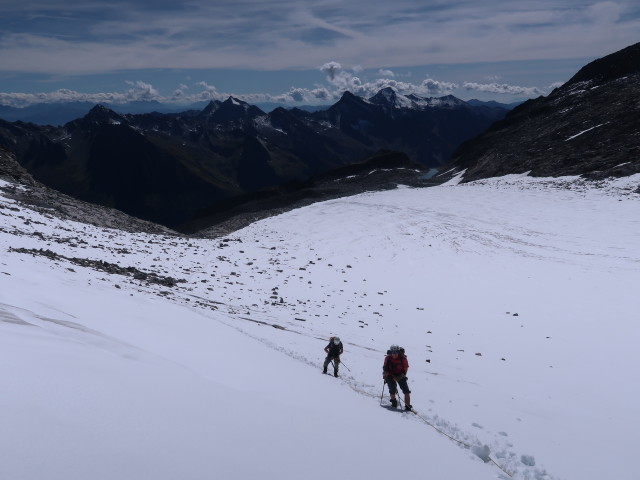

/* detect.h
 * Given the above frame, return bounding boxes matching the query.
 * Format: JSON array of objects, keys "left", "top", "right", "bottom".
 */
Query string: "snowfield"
[{"left": 1, "top": 173, "right": 639, "bottom": 480}]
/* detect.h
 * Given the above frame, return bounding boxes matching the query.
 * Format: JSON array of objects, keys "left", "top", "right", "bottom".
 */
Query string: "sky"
[
  {"left": 0, "top": 0, "right": 639, "bottom": 108},
  {"left": 1, "top": 171, "right": 639, "bottom": 479}
]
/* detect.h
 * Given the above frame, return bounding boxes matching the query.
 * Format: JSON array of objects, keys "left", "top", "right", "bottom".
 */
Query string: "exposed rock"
[
  {"left": 186, "top": 150, "right": 437, "bottom": 236},
  {"left": 445, "top": 42, "right": 640, "bottom": 182},
  {"left": 0, "top": 146, "right": 35, "bottom": 185},
  {"left": 9, "top": 247, "right": 186, "bottom": 287}
]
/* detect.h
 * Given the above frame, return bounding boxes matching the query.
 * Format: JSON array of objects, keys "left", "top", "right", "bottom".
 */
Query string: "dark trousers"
[
  {"left": 323, "top": 355, "right": 340, "bottom": 372},
  {"left": 386, "top": 376, "right": 410, "bottom": 395}
]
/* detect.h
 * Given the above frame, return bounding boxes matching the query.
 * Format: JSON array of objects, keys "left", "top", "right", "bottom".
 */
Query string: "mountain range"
[
  {"left": 2, "top": 42, "right": 640, "bottom": 231},
  {"left": 0, "top": 101, "right": 192, "bottom": 126},
  {"left": 0, "top": 98, "right": 508, "bottom": 127},
  {"left": 0, "top": 90, "right": 507, "bottom": 229}
]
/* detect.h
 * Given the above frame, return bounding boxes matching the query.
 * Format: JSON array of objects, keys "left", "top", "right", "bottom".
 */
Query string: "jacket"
[
  {"left": 383, "top": 354, "right": 409, "bottom": 377},
  {"left": 325, "top": 342, "right": 343, "bottom": 357}
]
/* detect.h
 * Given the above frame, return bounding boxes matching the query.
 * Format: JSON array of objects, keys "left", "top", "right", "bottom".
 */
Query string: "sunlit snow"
[{"left": 1, "top": 173, "right": 638, "bottom": 480}]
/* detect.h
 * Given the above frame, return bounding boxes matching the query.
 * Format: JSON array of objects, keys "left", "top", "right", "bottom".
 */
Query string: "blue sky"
[{"left": 0, "top": 0, "right": 638, "bottom": 107}]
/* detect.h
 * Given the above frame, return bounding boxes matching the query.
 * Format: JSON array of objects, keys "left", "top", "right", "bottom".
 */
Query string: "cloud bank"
[
  {"left": 463, "top": 82, "right": 544, "bottom": 96},
  {"left": 0, "top": 63, "right": 554, "bottom": 108}
]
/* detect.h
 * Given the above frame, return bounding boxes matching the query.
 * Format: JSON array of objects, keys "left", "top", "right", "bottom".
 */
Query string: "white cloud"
[
  {"left": 419, "top": 78, "right": 459, "bottom": 95},
  {"left": 287, "top": 87, "right": 306, "bottom": 102},
  {"left": 192, "top": 82, "right": 221, "bottom": 101},
  {"left": 463, "top": 82, "right": 544, "bottom": 96},
  {"left": 320, "top": 61, "right": 342, "bottom": 80},
  {"left": 125, "top": 81, "right": 160, "bottom": 101},
  {"left": 172, "top": 84, "right": 189, "bottom": 99},
  {"left": 310, "top": 87, "right": 332, "bottom": 100},
  {"left": 0, "top": 71, "right": 543, "bottom": 109},
  {"left": 0, "top": 88, "right": 154, "bottom": 108},
  {"left": 377, "top": 69, "right": 395, "bottom": 77}
]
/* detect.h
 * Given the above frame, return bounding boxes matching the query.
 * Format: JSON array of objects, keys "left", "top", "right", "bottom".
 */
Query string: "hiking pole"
[
  {"left": 379, "top": 380, "right": 386, "bottom": 406},
  {"left": 338, "top": 358, "right": 351, "bottom": 372}
]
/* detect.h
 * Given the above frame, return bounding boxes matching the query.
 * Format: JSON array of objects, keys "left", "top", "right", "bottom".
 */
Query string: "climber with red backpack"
[
  {"left": 383, "top": 345, "right": 413, "bottom": 411},
  {"left": 323, "top": 336, "right": 343, "bottom": 377}
]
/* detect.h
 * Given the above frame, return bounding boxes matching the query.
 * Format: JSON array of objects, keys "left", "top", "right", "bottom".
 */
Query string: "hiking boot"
[
  {"left": 334, "top": 371, "right": 338, "bottom": 377},
  {"left": 390, "top": 398, "right": 398, "bottom": 408},
  {"left": 323, "top": 367, "right": 327, "bottom": 374},
  {"left": 405, "top": 404, "right": 413, "bottom": 411}
]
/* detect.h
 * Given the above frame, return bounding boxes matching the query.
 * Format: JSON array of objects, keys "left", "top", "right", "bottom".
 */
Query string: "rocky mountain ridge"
[
  {"left": 0, "top": 89, "right": 505, "bottom": 228},
  {"left": 446, "top": 42, "right": 640, "bottom": 182}
]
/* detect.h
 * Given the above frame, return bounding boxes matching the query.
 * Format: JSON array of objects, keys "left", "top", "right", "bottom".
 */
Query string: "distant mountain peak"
[
  {"left": 223, "top": 96, "right": 248, "bottom": 107},
  {"left": 338, "top": 91, "right": 367, "bottom": 103},
  {"left": 368, "top": 88, "right": 412, "bottom": 109},
  {"left": 436, "top": 95, "right": 467, "bottom": 107},
  {"left": 201, "top": 100, "right": 222, "bottom": 115},
  {"left": 78, "top": 104, "right": 127, "bottom": 125},
  {"left": 371, "top": 86, "right": 398, "bottom": 100},
  {"left": 89, "top": 104, "right": 111, "bottom": 113},
  {"left": 201, "top": 97, "right": 264, "bottom": 121},
  {"left": 368, "top": 89, "right": 467, "bottom": 110}
]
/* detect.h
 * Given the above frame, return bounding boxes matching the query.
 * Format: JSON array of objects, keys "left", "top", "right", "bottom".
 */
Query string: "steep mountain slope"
[
  {"left": 314, "top": 89, "right": 505, "bottom": 166},
  {"left": 0, "top": 146, "right": 174, "bottom": 233},
  {"left": 0, "top": 91, "right": 506, "bottom": 228},
  {"left": 180, "top": 150, "right": 430, "bottom": 235},
  {"left": 447, "top": 42, "right": 640, "bottom": 181}
]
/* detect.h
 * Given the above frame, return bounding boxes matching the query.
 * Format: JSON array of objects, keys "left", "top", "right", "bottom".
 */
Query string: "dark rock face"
[
  {"left": 0, "top": 147, "right": 176, "bottom": 235},
  {"left": 315, "top": 89, "right": 506, "bottom": 166},
  {"left": 447, "top": 42, "right": 640, "bottom": 182},
  {"left": 0, "top": 146, "right": 35, "bottom": 184},
  {"left": 183, "top": 150, "right": 436, "bottom": 236},
  {"left": 0, "top": 91, "right": 507, "bottom": 228}
]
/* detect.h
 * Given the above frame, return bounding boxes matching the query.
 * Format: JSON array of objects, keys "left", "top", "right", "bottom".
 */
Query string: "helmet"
[
  {"left": 333, "top": 337, "right": 341, "bottom": 345},
  {"left": 389, "top": 344, "right": 401, "bottom": 353}
]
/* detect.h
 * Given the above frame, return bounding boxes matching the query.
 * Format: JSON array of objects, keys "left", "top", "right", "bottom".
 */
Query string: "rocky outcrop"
[
  {"left": 447, "top": 42, "right": 640, "bottom": 182},
  {"left": 0, "top": 146, "right": 35, "bottom": 184}
]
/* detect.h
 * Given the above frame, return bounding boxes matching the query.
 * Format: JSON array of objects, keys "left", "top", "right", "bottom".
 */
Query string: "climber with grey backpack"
[{"left": 323, "top": 336, "right": 343, "bottom": 377}]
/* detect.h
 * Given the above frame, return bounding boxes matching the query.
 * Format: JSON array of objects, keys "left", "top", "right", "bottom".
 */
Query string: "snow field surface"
[{"left": 1, "top": 174, "right": 639, "bottom": 480}]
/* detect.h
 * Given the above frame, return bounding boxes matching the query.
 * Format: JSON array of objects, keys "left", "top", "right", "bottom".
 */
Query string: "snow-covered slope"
[{"left": 1, "top": 174, "right": 638, "bottom": 480}]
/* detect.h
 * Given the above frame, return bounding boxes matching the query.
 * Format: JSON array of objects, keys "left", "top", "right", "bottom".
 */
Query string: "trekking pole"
[
  {"left": 338, "top": 359, "right": 351, "bottom": 372},
  {"left": 379, "top": 380, "right": 386, "bottom": 406}
]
